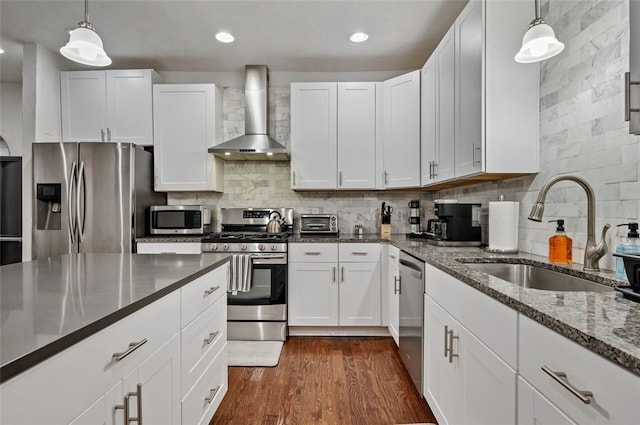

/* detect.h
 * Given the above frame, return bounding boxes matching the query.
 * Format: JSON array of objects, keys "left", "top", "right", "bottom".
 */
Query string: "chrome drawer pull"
[
  {"left": 447, "top": 329, "right": 458, "bottom": 363},
  {"left": 304, "top": 252, "right": 321, "bottom": 255},
  {"left": 351, "top": 252, "right": 368, "bottom": 256},
  {"left": 113, "top": 339, "right": 148, "bottom": 361},
  {"left": 541, "top": 366, "right": 593, "bottom": 404},
  {"left": 204, "top": 331, "right": 220, "bottom": 345},
  {"left": 444, "top": 325, "right": 449, "bottom": 358},
  {"left": 205, "top": 385, "right": 221, "bottom": 404},
  {"left": 128, "top": 384, "right": 142, "bottom": 424},
  {"left": 204, "top": 286, "right": 220, "bottom": 296}
]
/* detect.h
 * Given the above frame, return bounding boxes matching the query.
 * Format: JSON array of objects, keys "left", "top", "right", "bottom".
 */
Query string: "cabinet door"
[
  {"left": 382, "top": 70, "right": 421, "bottom": 188},
  {"left": 337, "top": 82, "right": 377, "bottom": 189},
  {"left": 458, "top": 323, "right": 516, "bottom": 425},
  {"left": 436, "top": 28, "right": 456, "bottom": 181},
  {"left": 423, "top": 295, "right": 459, "bottom": 425},
  {"left": 61, "top": 71, "right": 107, "bottom": 142},
  {"left": 339, "top": 262, "right": 381, "bottom": 326},
  {"left": 455, "top": 0, "right": 483, "bottom": 177},
  {"left": 153, "top": 84, "right": 223, "bottom": 192},
  {"left": 123, "top": 334, "right": 181, "bottom": 425},
  {"left": 290, "top": 83, "right": 337, "bottom": 189},
  {"left": 630, "top": 0, "right": 640, "bottom": 134},
  {"left": 68, "top": 381, "right": 123, "bottom": 425},
  {"left": 518, "top": 377, "right": 578, "bottom": 425},
  {"left": 420, "top": 56, "right": 438, "bottom": 186},
  {"left": 106, "top": 70, "right": 154, "bottom": 146},
  {"left": 288, "top": 262, "right": 338, "bottom": 326},
  {"left": 387, "top": 247, "right": 400, "bottom": 345}
]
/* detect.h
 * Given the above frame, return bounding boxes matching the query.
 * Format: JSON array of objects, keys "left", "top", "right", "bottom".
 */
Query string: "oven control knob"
[
  {"left": 222, "top": 244, "right": 229, "bottom": 251},
  {"left": 211, "top": 244, "right": 218, "bottom": 251},
  {"left": 259, "top": 244, "right": 265, "bottom": 251},
  {"left": 271, "top": 244, "right": 277, "bottom": 251},
  {"left": 241, "top": 244, "right": 247, "bottom": 251}
]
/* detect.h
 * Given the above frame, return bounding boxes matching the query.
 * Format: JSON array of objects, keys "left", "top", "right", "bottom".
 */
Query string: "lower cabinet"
[
  {"left": 519, "top": 314, "right": 640, "bottom": 425},
  {"left": 0, "top": 263, "right": 229, "bottom": 425},
  {"left": 518, "top": 376, "right": 578, "bottom": 425},
  {"left": 288, "top": 243, "right": 381, "bottom": 327},
  {"left": 387, "top": 245, "right": 400, "bottom": 345},
  {"left": 136, "top": 242, "right": 202, "bottom": 254},
  {"left": 424, "top": 295, "right": 516, "bottom": 425}
]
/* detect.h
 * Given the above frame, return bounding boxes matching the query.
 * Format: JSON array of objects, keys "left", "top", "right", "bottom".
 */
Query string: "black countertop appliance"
[{"left": 426, "top": 202, "right": 482, "bottom": 246}]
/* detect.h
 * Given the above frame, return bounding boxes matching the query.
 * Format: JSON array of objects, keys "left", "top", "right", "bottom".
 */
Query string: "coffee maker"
[{"left": 426, "top": 202, "right": 482, "bottom": 246}]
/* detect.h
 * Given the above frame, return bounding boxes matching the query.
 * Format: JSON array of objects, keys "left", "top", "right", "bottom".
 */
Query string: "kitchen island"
[{"left": 0, "top": 252, "right": 230, "bottom": 425}]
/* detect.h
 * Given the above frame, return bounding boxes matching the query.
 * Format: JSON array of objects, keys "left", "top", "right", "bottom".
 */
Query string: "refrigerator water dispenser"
[{"left": 36, "top": 183, "right": 62, "bottom": 230}]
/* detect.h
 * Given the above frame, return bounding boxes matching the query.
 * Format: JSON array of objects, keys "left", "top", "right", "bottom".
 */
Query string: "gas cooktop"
[{"left": 201, "top": 232, "right": 290, "bottom": 243}]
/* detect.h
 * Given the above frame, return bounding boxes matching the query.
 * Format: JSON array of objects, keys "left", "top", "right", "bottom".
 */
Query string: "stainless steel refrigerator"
[
  {"left": 32, "top": 142, "right": 165, "bottom": 259},
  {"left": 1, "top": 156, "right": 22, "bottom": 265}
]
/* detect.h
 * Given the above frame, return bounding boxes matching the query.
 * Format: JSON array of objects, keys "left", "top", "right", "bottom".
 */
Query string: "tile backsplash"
[{"left": 169, "top": 0, "right": 640, "bottom": 272}]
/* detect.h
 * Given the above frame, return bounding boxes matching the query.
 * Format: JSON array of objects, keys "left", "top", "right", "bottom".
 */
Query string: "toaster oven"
[{"left": 299, "top": 214, "right": 339, "bottom": 234}]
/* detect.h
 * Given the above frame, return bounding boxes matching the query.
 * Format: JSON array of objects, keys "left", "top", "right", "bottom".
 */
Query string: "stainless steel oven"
[{"left": 201, "top": 207, "right": 293, "bottom": 341}]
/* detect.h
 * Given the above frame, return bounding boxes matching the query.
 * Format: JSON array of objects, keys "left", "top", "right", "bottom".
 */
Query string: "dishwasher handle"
[{"left": 399, "top": 258, "right": 424, "bottom": 279}]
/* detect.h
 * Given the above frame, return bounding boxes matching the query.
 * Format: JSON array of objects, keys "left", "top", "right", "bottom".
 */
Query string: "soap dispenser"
[
  {"left": 548, "top": 219, "right": 572, "bottom": 264},
  {"left": 615, "top": 222, "right": 640, "bottom": 280}
]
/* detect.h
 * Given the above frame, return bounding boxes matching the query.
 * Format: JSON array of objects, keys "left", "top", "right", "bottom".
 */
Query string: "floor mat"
[{"left": 227, "top": 340, "right": 284, "bottom": 367}]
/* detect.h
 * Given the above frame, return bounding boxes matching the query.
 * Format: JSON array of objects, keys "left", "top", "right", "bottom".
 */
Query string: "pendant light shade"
[
  {"left": 515, "top": 0, "right": 564, "bottom": 63},
  {"left": 60, "top": 0, "right": 111, "bottom": 66}
]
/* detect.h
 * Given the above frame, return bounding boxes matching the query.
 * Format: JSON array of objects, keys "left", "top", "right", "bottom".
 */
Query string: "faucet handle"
[{"left": 598, "top": 223, "right": 611, "bottom": 253}]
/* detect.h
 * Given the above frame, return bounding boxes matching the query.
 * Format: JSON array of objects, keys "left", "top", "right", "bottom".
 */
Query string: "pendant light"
[
  {"left": 515, "top": 0, "right": 564, "bottom": 63},
  {"left": 60, "top": 0, "right": 111, "bottom": 66}
]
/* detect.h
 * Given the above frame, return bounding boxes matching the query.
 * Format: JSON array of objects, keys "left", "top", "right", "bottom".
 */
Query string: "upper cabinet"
[
  {"left": 421, "top": 0, "right": 539, "bottom": 189},
  {"left": 153, "top": 84, "right": 224, "bottom": 192},
  {"left": 628, "top": 0, "right": 639, "bottom": 134},
  {"left": 421, "top": 27, "right": 455, "bottom": 185},
  {"left": 60, "top": 69, "right": 157, "bottom": 146},
  {"left": 382, "top": 70, "right": 421, "bottom": 189},
  {"left": 290, "top": 82, "right": 378, "bottom": 190}
]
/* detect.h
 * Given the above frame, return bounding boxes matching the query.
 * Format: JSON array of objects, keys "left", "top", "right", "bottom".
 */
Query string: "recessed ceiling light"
[
  {"left": 0, "top": 47, "right": 4, "bottom": 54},
  {"left": 216, "top": 32, "right": 235, "bottom": 43},
  {"left": 349, "top": 32, "right": 369, "bottom": 43}
]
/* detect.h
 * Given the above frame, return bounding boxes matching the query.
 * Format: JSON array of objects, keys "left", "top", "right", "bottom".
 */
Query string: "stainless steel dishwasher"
[{"left": 399, "top": 251, "right": 425, "bottom": 393}]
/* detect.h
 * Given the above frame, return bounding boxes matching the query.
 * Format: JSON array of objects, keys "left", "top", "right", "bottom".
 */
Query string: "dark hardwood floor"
[{"left": 210, "top": 337, "right": 437, "bottom": 425}]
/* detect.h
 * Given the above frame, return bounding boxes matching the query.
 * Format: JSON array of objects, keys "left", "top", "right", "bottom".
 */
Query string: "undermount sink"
[{"left": 464, "top": 262, "right": 614, "bottom": 293}]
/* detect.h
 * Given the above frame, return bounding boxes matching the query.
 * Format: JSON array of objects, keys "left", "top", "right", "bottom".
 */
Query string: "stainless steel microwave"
[
  {"left": 149, "top": 205, "right": 211, "bottom": 235},
  {"left": 299, "top": 214, "right": 339, "bottom": 234}
]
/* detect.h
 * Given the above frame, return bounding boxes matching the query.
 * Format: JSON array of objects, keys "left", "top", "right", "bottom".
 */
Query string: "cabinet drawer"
[
  {"left": 0, "top": 291, "right": 180, "bottom": 425},
  {"left": 136, "top": 242, "right": 202, "bottom": 254},
  {"left": 425, "top": 263, "right": 517, "bottom": 368},
  {"left": 289, "top": 243, "right": 338, "bottom": 262},
  {"left": 181, "top": 263, "right": 228, "bottom": 326},
  {"left": 339, "top": 243, "right": 381, "bottom": 262},
  {"left": 182, "top": 345, "right": 228, "bottom": 425},
  {"left": 519, "top": 314, "right": 640, "bottom": 425},
  {"left": 181, "top": 296, "right": 226, "bottom": 396}
]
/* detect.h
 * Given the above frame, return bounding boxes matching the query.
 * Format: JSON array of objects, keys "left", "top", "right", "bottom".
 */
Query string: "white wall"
[
  {"left": 0, "top": 83, "right": 23, "bottom": 155},
  {"left": 21, "top": 43, "right": 64, "bottom": 261}
]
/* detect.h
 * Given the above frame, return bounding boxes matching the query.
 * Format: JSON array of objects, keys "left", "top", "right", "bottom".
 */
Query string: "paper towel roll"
[{"left": 488, "top": 201, "right": 519, "bottom": 253}]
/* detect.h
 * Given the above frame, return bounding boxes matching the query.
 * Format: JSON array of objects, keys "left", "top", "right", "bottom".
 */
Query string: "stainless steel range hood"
[{"left": 209, "top": 65, "right": 289, "bottom": 160}]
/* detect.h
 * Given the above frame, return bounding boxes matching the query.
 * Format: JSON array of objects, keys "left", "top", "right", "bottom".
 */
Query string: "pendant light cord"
[{"left": 84, "top": 0, "right": 89, "bottom": 22}]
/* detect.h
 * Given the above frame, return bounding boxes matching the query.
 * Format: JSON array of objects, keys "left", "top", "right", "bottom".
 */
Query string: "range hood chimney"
[{"left": 209, "top": 65, "right": 289, "bottom": 160}]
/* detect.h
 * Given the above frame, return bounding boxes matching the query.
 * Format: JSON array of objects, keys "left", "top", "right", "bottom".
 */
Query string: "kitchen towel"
[
  {"left": 228, "top": 254, "right": 252, "bottom": 294},
  {"left": 488, "top": 201, "right": 519, "bottom": 253}
]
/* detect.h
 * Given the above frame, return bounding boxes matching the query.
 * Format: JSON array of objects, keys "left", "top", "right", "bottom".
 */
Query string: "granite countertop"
[
  {"left": 0, "top": 253, "right": 230, "bottom": 383},
  {"left": 292, "top": 233, "right": 640, "bottom": 376}
]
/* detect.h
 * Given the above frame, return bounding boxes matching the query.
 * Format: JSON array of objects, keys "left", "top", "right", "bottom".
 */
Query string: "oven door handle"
[{"left": 251, "top": 255, "right": 287, "bottom": 264}]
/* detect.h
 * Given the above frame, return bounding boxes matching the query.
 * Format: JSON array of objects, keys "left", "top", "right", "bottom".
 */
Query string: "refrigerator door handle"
[
  {"left": 0, "top": 236, "right": 22, "bottom": 242},
  {"left": 76, "top": 161, "right": 86, "bottom": 243},
  {"left": 68, "top": 162, "right": 77, "bottom": 244}
]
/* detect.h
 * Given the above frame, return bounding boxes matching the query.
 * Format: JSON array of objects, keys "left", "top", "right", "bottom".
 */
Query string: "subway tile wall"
[{"left": 169, "top": 0, "right": 639, "bottom": 271}]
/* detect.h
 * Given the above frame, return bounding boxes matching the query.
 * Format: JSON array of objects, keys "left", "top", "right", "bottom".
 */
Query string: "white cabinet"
[
  {"left": 0, "top": 264, "right": 229, "bottom": 425},
  {"left": 421, "top": 26, "right": 455, "bottom": 185},
  {"left": 382, "top": 70, "right": 421, "bottom": 188},
  {"left": 60, "top": 69, "right": 156, "bottom": 145},
  {"left": 421, "top": 0, "right": 539, "bottom": 187},
  {"left": 629, "top": 0, "right": 640, "bottom": 134},
  {"left": 288, "top": 243, "right": 381, "bottom": 327},
  {"left": 519, "top": 314, "right": 640, "bottom": 425},
  {"left": 153, "top": 84, "right": 224, "bottom": 192},
  {"left": 290, "top": 83, "right": 337, "bottom": 190},
  {"left": 454, "top": 1, "right": 483, "bottom": 177},
  {"left": 290, "top": 82, "right": 378, "bottom": 190},
  {"left": 387, "top": 245, "right": 400, "bottom": 345},
  {"left": 423, "top": 263, "right": 517, "bottom": 425},
  {"left": 518, "top": 377, "right": 578, "bottom": 425}
]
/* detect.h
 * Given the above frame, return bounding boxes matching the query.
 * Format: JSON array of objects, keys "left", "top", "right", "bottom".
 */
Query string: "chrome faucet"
[{"left": 528, "top": 174, "right": 610, "bottom": 272}]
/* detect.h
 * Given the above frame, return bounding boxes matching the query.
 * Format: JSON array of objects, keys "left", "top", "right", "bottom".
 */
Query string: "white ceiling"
[{"left": 0, "top": 0, "right": 469, "bottom": 83}]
